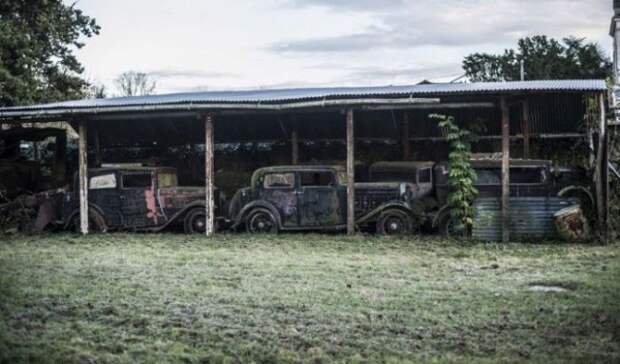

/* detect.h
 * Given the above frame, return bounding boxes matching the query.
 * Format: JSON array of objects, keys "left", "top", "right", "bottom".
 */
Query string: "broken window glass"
[
  {"left": 90, "top": 174, "right": 117, "bottom": 190},
  {"left": 263, "top": 173, "right": 294, "bottom": 188}
]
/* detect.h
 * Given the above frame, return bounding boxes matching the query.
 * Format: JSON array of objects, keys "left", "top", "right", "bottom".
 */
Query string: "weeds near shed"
[{"left": 431, "top": 114, "right": 479, "bottom": 234}]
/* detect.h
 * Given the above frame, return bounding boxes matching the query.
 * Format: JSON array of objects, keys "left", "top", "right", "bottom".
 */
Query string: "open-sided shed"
[{"left": 0, "top": 80, "right": 609, "bottom": 241}]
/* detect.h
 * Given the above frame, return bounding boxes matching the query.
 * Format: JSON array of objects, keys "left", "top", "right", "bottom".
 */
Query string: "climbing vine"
[{"left": 432, "top": 114, "right": 479, "bottom": 235}]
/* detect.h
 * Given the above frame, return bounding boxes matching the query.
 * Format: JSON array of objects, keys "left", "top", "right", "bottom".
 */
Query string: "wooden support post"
[
  {"left": 501, "top": 97, "right": 510, "bottom": 243},
  {"left": 595, "top": 94, "right": 606, "bottom": 240},
  {"left": 346, "top": 109, "right": 355, "bottom": 235},
  {"left": 205, "top": 114, "right": 215, "bottom": 237},
  {"left": 402, "top": 112, "right": 411, "bottom": 160},
  {"left": 522, "top": 100, "right": 530, "bottom": 159},
  {"left": 605, "top": 123, "right": 610, "bottom": 243},
  {"left": 93, "top": 126, "right": 102, "bottom": 167},
  {"left": 291, "top": 130, "right": 299, "bottom": 165},
  {"left": 78, "top": 122, "right": 89, "bottom": 235}
]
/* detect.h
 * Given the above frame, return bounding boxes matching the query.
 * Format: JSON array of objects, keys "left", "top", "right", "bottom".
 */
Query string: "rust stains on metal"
[{"left": 145, "top": 186, "right": 159, "bottom": 225}]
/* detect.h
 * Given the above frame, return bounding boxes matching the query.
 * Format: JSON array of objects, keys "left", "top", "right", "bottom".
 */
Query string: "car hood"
[{"left": 354, "top": 182, "right": 418, "bottom": 190}]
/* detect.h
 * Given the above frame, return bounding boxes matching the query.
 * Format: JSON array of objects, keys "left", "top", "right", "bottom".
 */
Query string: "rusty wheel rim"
[
  {"left": 190, "top": 213, "right": 206, "bottom": 234},
  {"left": 382, "top": 215, "right": 406, "bottom": 235},
  {"left": 248, "top": 211, "right": 276, "bottom": 233}
]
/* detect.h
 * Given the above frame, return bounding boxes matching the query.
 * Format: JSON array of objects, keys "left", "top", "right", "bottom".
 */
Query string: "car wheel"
[
  {"left": 245, "top": 208, "right": 278, "bottom": 234},
  {"left": 184, "top": 208, "right": 209, "bottom": 234},
  {"left": 376, "top": 210, "right": 413, "bottom": 236},
  {"left": 71, "top": 209, "right": 106, "bottom": 233}
]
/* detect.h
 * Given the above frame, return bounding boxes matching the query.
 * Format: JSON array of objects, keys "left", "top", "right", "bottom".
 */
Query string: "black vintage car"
[
  {"left": 369, "top": 159, "right": 586, "bottom": 236},
  {"left": 61, "top": 166, "right": 225, "bottom": 233},
  {"left": 226, "top": 165, "right": 424, "bottom": 235}
]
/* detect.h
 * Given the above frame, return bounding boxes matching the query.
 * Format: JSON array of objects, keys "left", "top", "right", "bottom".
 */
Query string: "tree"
[
  {"left": 0, "top": 0, "right": 100, "bottom": 106},
  {"left": 114, "top": 71, "right": 156, "bottom": 97},
  {"left": 86, "top": 82, "right": 107, "bottom": 99},
  {"left": 463, "top": 36, "right": 612, "bottom": 82}
]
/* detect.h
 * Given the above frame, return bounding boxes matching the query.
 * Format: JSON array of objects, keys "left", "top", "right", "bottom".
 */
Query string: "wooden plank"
[
  {"left": 78, "top": 122, "right": 89, "bottom": 235},
  {"left": 291, "top": 130, "right": 299, "bottom": 165},
  {"left": 402, "top": 112, "right": 410, "bottom": 160},
  {"left": 346, "top": 109, "right": 355, "bottom": 235},
  {"left": 522, "top": 100, "right": 530, "bottom": 158},
  {"left": 205, "top": 114, "right": 215, "bottom": 236},
  {"left": 501, "top": 97, "right": 510, "bottom": 243}
]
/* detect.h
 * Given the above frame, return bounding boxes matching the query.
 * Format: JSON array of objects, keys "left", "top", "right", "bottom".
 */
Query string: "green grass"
[{"left": 0, "top": 234, "right": 618, "bottom": 363}]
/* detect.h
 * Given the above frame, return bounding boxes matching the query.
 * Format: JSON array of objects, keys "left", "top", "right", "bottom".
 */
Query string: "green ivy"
[{"left": 432, "top": 114, "right": 479, "bottom": 235}]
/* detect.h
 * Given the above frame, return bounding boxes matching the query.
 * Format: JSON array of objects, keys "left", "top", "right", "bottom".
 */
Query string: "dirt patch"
[{"left": 528, "top": 280, "right": 579, "bottom": 292}]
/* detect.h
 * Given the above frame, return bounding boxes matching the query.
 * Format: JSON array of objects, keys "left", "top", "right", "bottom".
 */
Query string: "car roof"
[
  {"left": 435, "top": 159, "right": 552, "bottom": 169},
  {"left": 254, "top": 165, "right": 338, "bottom": 174},
  {"left": 88, "top": 166, "right": 177, "bottom": 174},
  {"left": 469, "top": 159, "right": 551, "bottom": 168},
  {"left": 370, "top": 161, "right": 435, "bottom": 171}
]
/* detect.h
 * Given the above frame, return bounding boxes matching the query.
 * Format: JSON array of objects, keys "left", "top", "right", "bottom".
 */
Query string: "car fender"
[
  {"left": 432, "top": 204, "right": 452, "bottom": 228},
  {"left": 63, "top": 203, "right": 108, "bottom": 230},
  {"left": 231, "top": 200, "right": 282, "bottom": 229},
  {"left": 158, "top": 201, "right": 207, "bottom": 229},
  {"left": 356, "top": 201, "right": 414, "bottom": 225},
  {"left": 557, "top": 185, "right": 594, "bottom": 207}
]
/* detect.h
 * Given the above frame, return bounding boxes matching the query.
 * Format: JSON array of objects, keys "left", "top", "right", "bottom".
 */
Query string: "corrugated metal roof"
[{"left": 0, "top": 80, "right": 606, "bottom": 113}]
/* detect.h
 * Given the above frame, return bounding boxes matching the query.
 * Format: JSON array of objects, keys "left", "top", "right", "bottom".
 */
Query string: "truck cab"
[{"left": 62, "top": 166, "right": 223, "bottom": 233}]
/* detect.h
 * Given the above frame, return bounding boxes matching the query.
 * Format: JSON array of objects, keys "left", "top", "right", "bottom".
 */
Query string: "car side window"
[
  {"left": 263, "top": 173, "right": 295, "bottom": 189},
  {"left": 418, "top": 168, "right": 431, "bottom": 183},
  {"left": 476, "top": 169, "right": 501, "bottom": 185},
  {"left": 122, "top": 173, "right": 152, "bottom": 189},
  {"left": 511, "top": 168, "right": 545, "bottom": 184},
  {"left": 90, "top": 174, "right": 117, "bottom": 190},
  {"left": 300, "top": 171, "right": 333, "bottom": 187},
  {"left": 158, "top": 172, "right": 178, "bottom": 188}
]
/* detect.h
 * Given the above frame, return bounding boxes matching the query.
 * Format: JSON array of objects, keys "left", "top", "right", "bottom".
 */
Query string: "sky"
[{"left": 68, "top": 0, "right": 614, "bottom": 95}]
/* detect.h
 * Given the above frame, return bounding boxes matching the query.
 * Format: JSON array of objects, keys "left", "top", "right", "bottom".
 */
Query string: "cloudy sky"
[{"left": 69, "top": 0, "right": 614, "bottom": 94}]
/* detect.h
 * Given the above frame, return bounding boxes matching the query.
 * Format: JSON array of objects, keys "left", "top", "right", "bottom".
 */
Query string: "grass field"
[{"left": 0, "top": 234, "right": 619, "bottom": 363}]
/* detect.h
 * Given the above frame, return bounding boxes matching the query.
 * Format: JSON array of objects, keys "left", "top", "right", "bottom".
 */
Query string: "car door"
[
  {"left": 88, "top": 172, "right": 122, "bottom": 228},
  {"left": 260, "top": 171, "right": 299, "bottom": 227},
  {"left": 298, "top": 170, "right": 342, "bottom": 227},
  {"left": 119, "top": 171, "right": 160, "bottom": 228}
]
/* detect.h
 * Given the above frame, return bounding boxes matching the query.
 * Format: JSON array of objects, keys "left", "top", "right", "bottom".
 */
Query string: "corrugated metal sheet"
[
  {"left": 0, "top": 80, "right": 606, "bottom": 113},
  {"left": 472, "top": 197, "right": 578, "bottom": 241}
]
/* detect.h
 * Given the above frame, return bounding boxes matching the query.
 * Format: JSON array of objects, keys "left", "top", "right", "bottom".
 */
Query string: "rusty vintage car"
[
  {"left": 60, "top": 166, "right": 224, "bottom": 233},
  {"left": 226, "top": 165, "right": 425, "bottom": 235},
  {"left": 434, "top": 159, "right": 589, "bottom": 239},
  {"left": 369, "top": 159, "right": 587, "bottom": 238}
]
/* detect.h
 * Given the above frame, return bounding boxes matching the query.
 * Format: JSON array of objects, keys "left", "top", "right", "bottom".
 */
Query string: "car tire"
[
  {"left": 245, "top": 208, "right": 278, "bottom": 234},
  {"left": 376, "top": 210, "right": 413, "bottom": 236},
  {"left": 70, "top": 209, "right": 106, "bottom": 233},
  {"left": 184, "top": 208, "right": 210, "bottom": 234}
]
